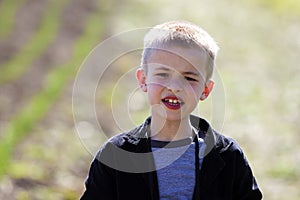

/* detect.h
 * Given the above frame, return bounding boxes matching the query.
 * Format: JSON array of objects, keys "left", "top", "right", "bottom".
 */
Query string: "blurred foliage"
[
  {"left": 0, "top": 0, "right": 24, "bottom": 38},
  {"left": 247, "top": 0, "right": 300, "bottom": 16},
  {"left": 0, "top": 0, "right": 70, "bottom": 84},
  {"left": 0, "top": 0, "right": 107, "bottom": 189}
]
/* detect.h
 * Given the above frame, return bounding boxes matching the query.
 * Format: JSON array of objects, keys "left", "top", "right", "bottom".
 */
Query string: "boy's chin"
[
  {"left": 150, "top": 104, "right": 191, "bottom": 121},
  {"left": 154, "top": 112, "right": 190, "bottom": 122},
  {"left": 166, "top": 113, "right": 190, "bottom": 121}
]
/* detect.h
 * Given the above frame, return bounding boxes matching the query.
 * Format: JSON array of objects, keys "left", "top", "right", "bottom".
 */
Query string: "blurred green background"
[{"left": 0, "top": 0, "right": 299, "bottom": 199}]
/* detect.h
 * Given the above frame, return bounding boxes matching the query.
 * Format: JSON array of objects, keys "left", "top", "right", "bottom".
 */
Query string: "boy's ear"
[
  {"left": 136, "top": 68, "right": 147, "bottom": 92},
  {"left": 200, "top": 80, "right": 214, "bottom": 101}
]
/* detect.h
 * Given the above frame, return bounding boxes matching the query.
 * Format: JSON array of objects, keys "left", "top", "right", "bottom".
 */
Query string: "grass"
[
  {"left": 0, "top": 0, "right": 70, "bottom": 85},
  {"left": 245, "top": 0, "right": 300, "bottom": 16},
  {"left": 0, "top": 1, "right": 106, "bottom": 178},
  {"left": 0, "top": 0, "right": 25, "bottom": 38}
]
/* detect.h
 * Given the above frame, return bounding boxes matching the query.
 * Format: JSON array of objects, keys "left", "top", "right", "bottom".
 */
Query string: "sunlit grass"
[
  {"left": 0, "top": 0, "right": 25, "bottom": 38},
  {"left": 0, "top": 0, "right": 70, "bottom": 85},
  {"left": 246, "top": 0, "right": 300, "bottom": 16},
  {"left": 0, "top": 2, "right": 105, "bottom": 178},
  {"left": 267, "top": 162, "right": 298, "bottom": 181}
]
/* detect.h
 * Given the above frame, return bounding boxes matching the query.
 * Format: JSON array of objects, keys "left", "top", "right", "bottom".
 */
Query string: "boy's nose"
[{"left": 166, "top": 77, "right": 184, "bottom": 93}]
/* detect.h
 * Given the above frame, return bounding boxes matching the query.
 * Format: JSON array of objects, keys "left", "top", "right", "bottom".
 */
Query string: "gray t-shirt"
[{"left": 151, "top": 138, "right": 205, "bottom": 200}]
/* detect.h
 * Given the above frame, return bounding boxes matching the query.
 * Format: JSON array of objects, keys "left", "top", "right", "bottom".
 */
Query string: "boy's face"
[{"left": 136, "top": 45, "right": 214, "bottom": 121}]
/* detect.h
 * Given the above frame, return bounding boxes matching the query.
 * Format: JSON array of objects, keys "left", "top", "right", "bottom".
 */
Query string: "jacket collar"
[
  {"left": 189, "top": 115, "right": 226, "bottom": 195},
  {"left": 128, "top": 115, "right": 223, "bottom": 151},
  {"left": 125, "top": 115, "right": 226, "bottom": 198}
]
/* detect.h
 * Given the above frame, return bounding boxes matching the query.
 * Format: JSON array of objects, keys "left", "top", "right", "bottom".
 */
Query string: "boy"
[{"left": 81, "top": 20, "right": 262, "bottom": 200}]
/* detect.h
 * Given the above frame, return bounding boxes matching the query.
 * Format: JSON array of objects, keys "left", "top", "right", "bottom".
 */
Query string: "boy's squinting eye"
[
  {"left": 156, "top": 73, "right": 169, "bottom": 78},
  {"left": 185, "top": 76, "right": 198, "bottom": 82}
]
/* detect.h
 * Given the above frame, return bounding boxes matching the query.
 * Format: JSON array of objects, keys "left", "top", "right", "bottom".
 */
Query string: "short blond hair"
[{"left": 141, "top": 20, "right": 219, "bottom": 81}]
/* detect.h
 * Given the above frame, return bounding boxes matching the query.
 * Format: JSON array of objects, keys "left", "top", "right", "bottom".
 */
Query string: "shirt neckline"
[{"left": 151, "top": 137, "right": 193, "bottom": 148}]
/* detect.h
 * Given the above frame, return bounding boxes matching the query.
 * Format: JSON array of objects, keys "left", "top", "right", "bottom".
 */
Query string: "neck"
[{"left": 150, "top": 115, "right": 193, "bottom": 141}]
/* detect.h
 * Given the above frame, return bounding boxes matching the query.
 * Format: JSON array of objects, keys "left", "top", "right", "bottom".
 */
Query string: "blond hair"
[{"left": 141, "top": 20, "right": 219, "bottom": 81}]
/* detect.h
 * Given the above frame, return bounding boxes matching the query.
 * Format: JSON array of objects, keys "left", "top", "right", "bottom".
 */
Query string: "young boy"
[{"left": 81, "top": 20, "right": 263, "bottom": 200}]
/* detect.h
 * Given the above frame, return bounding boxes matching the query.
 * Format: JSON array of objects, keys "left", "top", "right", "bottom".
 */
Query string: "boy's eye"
[
  {"left": 185, "top": 76, "right": 198, "bottom": 82},
  {"left": 156, "top": 73, "right": 169, "bottom": 77}
]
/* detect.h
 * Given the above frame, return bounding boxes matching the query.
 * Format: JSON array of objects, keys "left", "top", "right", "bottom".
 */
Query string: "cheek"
[
  {"left": 147, "top": 76, "right": 169, "bottom": 88},
  {"left": 146, "top": 84, "right": 163, "bottom": 103},
  {"left": 188, "top": 84, "right": 204, "bottom": 100},
  {"left": 147, "top": 83, "right": 164, "bottom": 91},
  {"left": 194, "top": 85, "right": 204, "bottom": 95}
]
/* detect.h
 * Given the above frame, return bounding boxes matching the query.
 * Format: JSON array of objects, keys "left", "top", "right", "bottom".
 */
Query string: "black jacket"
[{"left": 81, "top": 116, "right": 262, "bottom": 200}]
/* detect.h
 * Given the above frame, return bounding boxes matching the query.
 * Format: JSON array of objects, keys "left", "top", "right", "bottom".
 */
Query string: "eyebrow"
[
  {"left": 155, "top": 66, "right": 200, "bottom": 76},
  {"left": 183, "top": 71, "right": 200, "bottom": 76},
  {"left": 154, "top": 66, "right": 171, "bottom": 71},
  {"left": 154, "top": 66, "right": 203, "bottom": 80}
]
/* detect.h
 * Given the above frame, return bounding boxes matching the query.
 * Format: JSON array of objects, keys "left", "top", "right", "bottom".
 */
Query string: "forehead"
[{"left": 146, "top": 44, "right": 209, "bottom": 75}]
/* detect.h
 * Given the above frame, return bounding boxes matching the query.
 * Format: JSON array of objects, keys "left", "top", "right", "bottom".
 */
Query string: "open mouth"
[{"left": 162, "top": 97, "right": 184, "bottom": 110}]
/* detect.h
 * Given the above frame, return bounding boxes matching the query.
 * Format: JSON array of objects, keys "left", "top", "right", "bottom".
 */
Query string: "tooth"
[{"left": 164, "top": 99, "right": 182, "bottom": 104}]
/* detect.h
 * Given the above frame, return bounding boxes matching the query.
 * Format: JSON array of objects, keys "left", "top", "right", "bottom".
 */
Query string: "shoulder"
[
  {"left": 212, "top": 131, "right": 250, "bottom": 166},
  {"left": 96, "top": 119, "right": 150, "bottom": 156},
  {"left": 97, "top": 132, "right": 137, "bottom": 157},
  {"left": 106, "top": 125, "right": 147, "bottom": 148},
  {"left": 214, "top": 131, "right": 242, "bottom": 153},
  {"left": 192, "top": 115, "right": 245, "bottom": 159}
]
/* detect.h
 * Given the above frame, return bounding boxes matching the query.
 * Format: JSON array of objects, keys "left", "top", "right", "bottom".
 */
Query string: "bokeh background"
[{"left": 0, "top": 0, "right": 300, "bottom": 199}]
